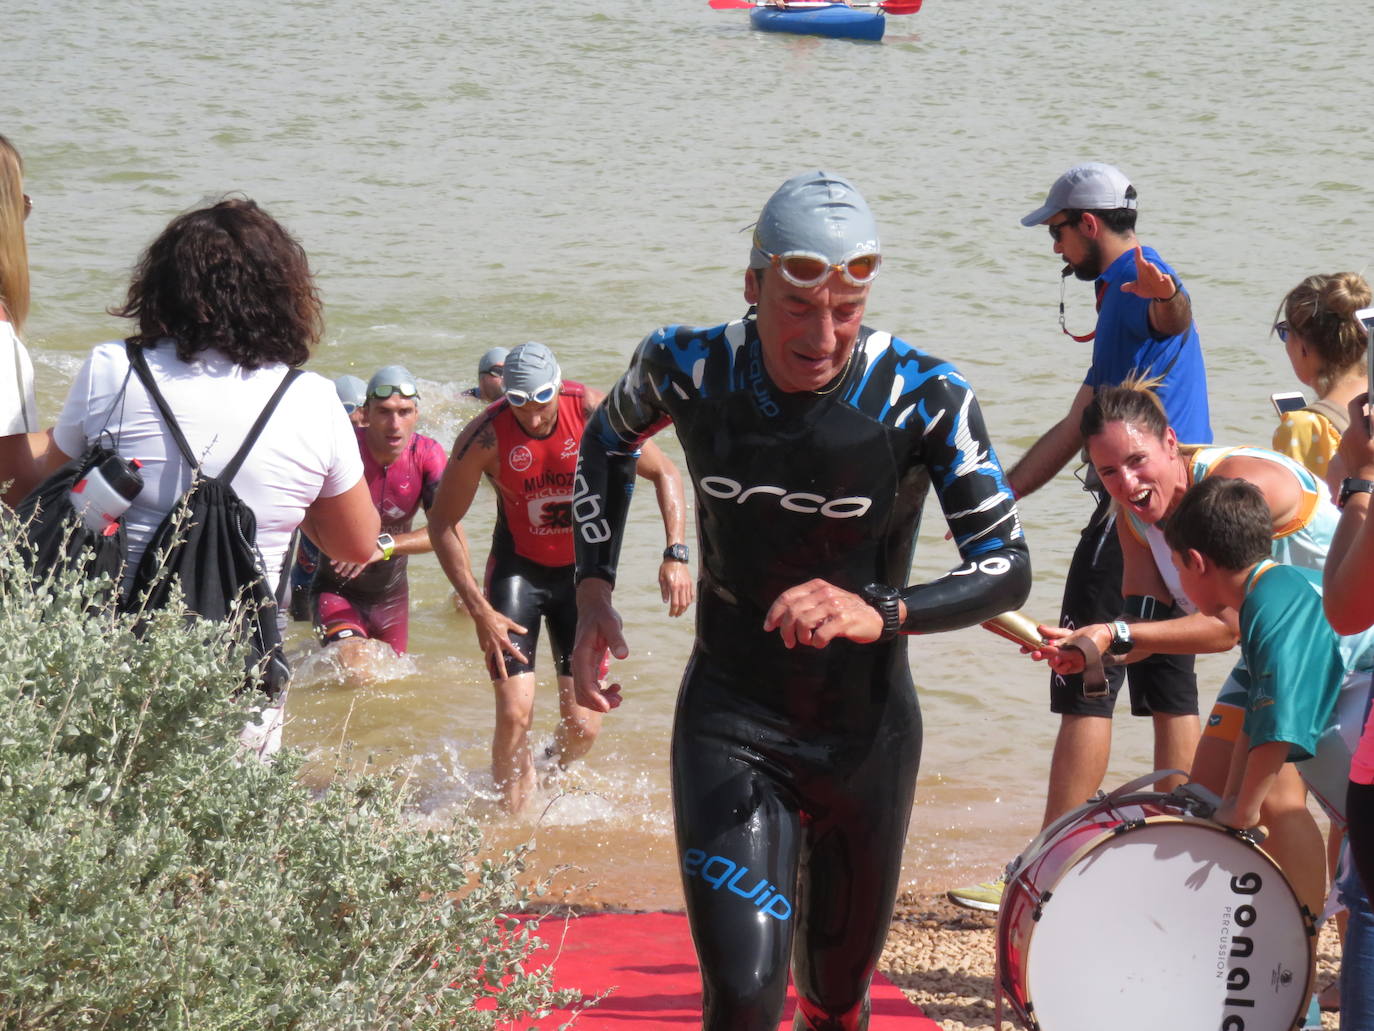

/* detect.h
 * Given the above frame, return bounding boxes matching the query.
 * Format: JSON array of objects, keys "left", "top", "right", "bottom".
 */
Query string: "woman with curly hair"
[{"left": 42, "top": 197, "right": 379, "bottom": 749}]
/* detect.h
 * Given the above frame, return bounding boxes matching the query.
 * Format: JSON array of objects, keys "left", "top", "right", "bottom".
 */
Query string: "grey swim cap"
[
  {"left": 1021, "top": 162, "right": 1137, "bottom": 226},
  {"left": 478, "top": 346, "right": 508, "bottom": 375},
  {"left": 366, "top": 364, "right": 420, "bottom": 400},
  {"left": 334, "top": 374, "right": 368, "bottom": 412},
  {"left": 749, "top": 171, "right": 880, "bottom": 269},
  {"left": 503, "top": 342, "right": 561, "bottom": 396}
]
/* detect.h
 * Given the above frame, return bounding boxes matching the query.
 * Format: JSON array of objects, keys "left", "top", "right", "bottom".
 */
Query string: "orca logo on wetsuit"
[
  {"left": 698, "top": 476, "right": 872, "bottom": 519},
  {"left": 682, "top": 848, "right": 792, "bottom": 921}
]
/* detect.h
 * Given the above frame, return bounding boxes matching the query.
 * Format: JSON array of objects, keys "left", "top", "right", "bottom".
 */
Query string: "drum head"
[{"left": 1024, "top": 818, "right": 1311, "bottom": 1031}]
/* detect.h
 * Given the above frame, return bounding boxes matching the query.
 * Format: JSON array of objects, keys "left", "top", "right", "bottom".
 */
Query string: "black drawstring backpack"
[
  {"left": 15, "top": 370, "right": 134, "bottom": 600},
  {"left": 121, "top": 341, "right": 301, "bottom": 700}
]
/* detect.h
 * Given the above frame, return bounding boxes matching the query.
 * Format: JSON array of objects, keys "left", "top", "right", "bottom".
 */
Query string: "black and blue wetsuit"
[{"left": 574, "top": 314, "right": 1030, "bottom": 1031}]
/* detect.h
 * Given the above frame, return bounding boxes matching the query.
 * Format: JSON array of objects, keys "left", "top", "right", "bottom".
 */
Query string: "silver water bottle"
[{"left": 70, "top": 453, "right": 143, "bottom": 533}]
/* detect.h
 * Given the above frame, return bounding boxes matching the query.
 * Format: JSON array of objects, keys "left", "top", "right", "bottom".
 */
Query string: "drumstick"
[{"left": 980, "top": 610, "right": 1046, "bottom": 650}]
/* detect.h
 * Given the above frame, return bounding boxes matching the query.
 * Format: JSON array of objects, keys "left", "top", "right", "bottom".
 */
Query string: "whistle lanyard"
[{"left": 1060, "top": 275, "right": 1107, "bottom": 343}]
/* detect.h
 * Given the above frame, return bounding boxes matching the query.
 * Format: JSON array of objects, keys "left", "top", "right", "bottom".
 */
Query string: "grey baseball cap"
[
  {"left": 478, "top": 346, "right": 508, "bottom": 375},
  {"left": 748, "top": 170, "right": 880, "bottom": 269},
  {"left": 334, "top": 374, "right": 368, "bottom": 412},
  {"left": 1021, "top": 162, "right": 1137, "bottom": 226},
  {"left": 366, "top": 364, "right": 419, "bottom": 400},
  {"left": 503, "top": 341, "right": 561, "bottom": 395}
]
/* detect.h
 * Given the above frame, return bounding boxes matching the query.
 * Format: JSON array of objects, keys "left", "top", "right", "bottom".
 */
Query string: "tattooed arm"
[{"left": 428, "top": 409, "right": 529, "bottom": 677}]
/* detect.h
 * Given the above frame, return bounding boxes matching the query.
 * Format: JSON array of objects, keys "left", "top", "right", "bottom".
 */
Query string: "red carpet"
[{"left": 517, "top": 910, "right": 942, "bottom": 1029}]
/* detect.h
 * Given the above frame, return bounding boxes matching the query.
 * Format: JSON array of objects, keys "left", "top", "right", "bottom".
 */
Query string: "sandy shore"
[
  {"left": 534, "top": 890, "right": 1341, "bottom": 1028},
  {"left": 878, "top": 892, "right": 1342, "bottom": 1030}
]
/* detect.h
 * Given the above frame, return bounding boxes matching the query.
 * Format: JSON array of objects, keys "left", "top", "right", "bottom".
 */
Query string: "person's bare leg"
[
  {"left": 552, "top": 673, "right": 601, "bottom": 768},
  {"left": 1255, "top": 763, "right": 1325, "bottom": 996},
  {"left": 492, "top": 672, "right": 538, "bottom": 813},
  {"left": 1152, "top": 711, "right": 1201, "bottom": 792},
  {"left": 1190, "top": 733, "right": 1233, "bottom": 794},
  {"left": 1043, "top": 714, "right": 1112, "bottom": 828}
]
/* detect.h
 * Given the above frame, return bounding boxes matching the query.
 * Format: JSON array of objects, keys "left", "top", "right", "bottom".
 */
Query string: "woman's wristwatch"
[{"left": 377, "top": 533, "right": 396, "bottom": 560}]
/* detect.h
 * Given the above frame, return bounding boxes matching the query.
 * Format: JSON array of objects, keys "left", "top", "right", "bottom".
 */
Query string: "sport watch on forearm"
[
  {"left": 1339, "top": 477, "right": 1374, "bottom": 510},
  {"left": 860, "top": 583, "right": 902, "bottom": 642}
]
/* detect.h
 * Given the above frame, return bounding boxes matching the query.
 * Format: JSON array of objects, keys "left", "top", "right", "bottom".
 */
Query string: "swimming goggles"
[
  {"left": 368, "top": 381, "right": 419, "bottom": 400},
  {"left": 506, "top": 382, "right": 559, "bottom": 407},
  {"left": 763, "top": 248, "right": 882, "bottom": 288},
  {"left": 1273, "top": 320, "right": 1292, "bottom": 343}
]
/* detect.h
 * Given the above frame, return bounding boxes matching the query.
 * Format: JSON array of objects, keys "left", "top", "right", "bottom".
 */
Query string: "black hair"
[
  {"left": 1061, "top": 186, "right": 1138, "bottom": 235},
  {"left": 112, "top": 196, "right": 322, "bottom": 369}
]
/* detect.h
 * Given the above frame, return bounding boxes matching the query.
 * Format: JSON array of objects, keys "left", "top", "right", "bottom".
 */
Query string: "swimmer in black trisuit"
[{"left": 569, "top": 172, "right": 1032, "bottom": 1031}]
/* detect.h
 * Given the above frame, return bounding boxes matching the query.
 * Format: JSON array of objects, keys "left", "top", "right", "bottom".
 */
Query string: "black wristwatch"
[
  {"left": 663, "top": 543, "right": 690, "bottom": 563},
  {"left": 860, "top": 583, "right": 903, "bottom": 642},
  {"left": 1107, "top": 619, "right": 1134, "bottom": 656},
  {"left": 1339, "top": 477, "right": 1374, "bottom": 510}
]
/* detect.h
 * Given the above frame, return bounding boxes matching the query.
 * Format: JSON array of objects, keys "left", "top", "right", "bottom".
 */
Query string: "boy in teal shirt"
[{"left": 1163, "top": 475, "right": 1347, "bottom": 831}]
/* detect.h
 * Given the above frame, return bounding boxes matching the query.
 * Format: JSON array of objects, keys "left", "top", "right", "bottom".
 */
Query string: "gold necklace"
[{"left": 810, "top": 348, "right": 855, "bottom": 396}]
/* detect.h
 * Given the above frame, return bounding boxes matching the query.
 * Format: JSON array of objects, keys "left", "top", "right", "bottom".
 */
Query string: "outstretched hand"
[
  {"left": 763, "top": 579, "right": 887, "bottom": 649},
  {"left": 1119, "top": 246, "right": 1177, "bottom": 301},
  {"left": 1021, "top": 623, "right": 1096, "bottom": 675}
]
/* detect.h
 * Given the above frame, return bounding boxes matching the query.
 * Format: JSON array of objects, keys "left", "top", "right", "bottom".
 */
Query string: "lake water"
[{"left": 9, "top": 0, "right": 1374, "bottom": 908}]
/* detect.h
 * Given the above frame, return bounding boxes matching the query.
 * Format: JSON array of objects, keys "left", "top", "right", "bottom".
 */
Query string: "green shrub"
[{"left": 0, "top": 516, "right": 584, "bottom": 1030}]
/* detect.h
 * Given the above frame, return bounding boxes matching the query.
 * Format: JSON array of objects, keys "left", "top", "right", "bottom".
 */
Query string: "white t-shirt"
[
  {"left": 1, "top": 320, "right": 38, "bottom": 434},
  {"left": 53, "top": 338, "right": 363, "bottom": 589}
]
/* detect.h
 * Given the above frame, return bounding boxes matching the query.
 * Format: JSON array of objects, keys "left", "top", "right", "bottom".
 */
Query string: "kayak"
[{"left": 749, "top": 3, "right": 885, "bottom": 41}]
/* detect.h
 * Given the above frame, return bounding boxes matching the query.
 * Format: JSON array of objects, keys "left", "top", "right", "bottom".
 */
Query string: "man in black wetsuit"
[{"left": 570, "top": 171, "right": 1031, "bottom": 1031}]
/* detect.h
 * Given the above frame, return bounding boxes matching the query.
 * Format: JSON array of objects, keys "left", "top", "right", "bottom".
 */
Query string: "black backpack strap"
[
  {"left": 126, "top": 340, "right": 201, "bottom": 470},
  {"left": 125, "top": 340, "right": 303, "bottom": 484},
  {"left": 220, "top": 368, "right": 302, "bottom": 484}
]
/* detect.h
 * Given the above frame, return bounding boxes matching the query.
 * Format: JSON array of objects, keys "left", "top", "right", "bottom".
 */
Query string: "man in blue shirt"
[{"left": 950, "top": 162, "right": 1212, "bottom": 912}]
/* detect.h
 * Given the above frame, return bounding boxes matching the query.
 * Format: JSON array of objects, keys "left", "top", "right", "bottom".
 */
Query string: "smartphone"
[
  {"left": 1271, "top": 391, "right": 1306, "bottom": 417},
  {"left": 1362, "top": 307, "right": 1374, "bottom": 431}
]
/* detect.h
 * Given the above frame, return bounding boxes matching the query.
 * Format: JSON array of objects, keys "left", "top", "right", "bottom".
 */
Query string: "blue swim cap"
[{"left": 749, "top": 171, "right": 880, "bottom": 269}]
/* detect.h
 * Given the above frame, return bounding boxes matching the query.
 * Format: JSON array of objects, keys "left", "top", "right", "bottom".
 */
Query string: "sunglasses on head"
[
  {"left": 763, "top": 248, "right": 881, "bottom": 289},
  {"left": 506, "top": 382, "right": 559, "bottom": 407},
  {"left": 369, "top": 382, "right": 419, "bottom": 401}
]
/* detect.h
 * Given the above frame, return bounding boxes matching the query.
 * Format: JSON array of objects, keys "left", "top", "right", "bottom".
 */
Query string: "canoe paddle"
[{"left": 709, "top": 0, "right": 924, "bottom": 14}]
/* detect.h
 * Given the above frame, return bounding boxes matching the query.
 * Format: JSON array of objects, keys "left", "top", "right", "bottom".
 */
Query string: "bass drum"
[{"left": 996, "top": 785, "right": 1314, "bottom": 1031}]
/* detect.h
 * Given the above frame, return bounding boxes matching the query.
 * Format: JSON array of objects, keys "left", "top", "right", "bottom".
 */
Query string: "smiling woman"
[{"left": 1034, "top": 378, "right": 1374, "bottom": 995}]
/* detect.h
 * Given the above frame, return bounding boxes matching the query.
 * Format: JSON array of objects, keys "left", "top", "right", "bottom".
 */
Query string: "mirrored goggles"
[
  {"left": 765, "top": 249, "right": 881, "bottom": 288},
  {"left": 506, "top": 382, "right": 559, "bottom": 407},
  {"left": 1273, "top": 320, "right": 1292, "bottom": 343},
  {"left": 369, "top": 382, "right": 419, "bottom": 401}
]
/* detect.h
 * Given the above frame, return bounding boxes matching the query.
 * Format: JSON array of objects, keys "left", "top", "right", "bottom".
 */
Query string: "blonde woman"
[
  {"left": 1272, "top": 272, "right": 1372, "bottom": 497},
  {"left": 0, "top": 134, "right": 41, "bottom": 504}
]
